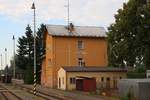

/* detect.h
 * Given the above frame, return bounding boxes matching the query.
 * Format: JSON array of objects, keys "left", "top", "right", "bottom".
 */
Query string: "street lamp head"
[{"left": 31, "top": 2, "right": 36, "bottom": 9}]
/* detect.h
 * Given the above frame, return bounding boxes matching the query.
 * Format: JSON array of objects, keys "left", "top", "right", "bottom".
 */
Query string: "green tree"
[
  {"left": 17, "top": 24, "right": 34, "bottom": 84},
  {"left": 108, "top": 0, "right": 150, "bottom": 69},
  {"left": 16, "top": 24, "right": 46, "bottom": 84},
  {"left": 36, "top": 24, "right": 46, "bottom": 83},
  {"left": 9, "top": 56, "right": 24, "bottom": 79}
]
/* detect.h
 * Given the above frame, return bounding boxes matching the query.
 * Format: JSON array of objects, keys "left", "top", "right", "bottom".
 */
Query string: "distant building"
[{"left": 41, "top": 23, "right": 127, "bottom": 90}]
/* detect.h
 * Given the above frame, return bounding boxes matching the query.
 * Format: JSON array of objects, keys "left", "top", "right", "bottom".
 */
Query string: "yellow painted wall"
[
  {"left": 54, "top": 37, "right": 107, "bottom": 67},
  {"left": 41, "top": 58, "right": 46, "bottom": 85},
  {"left": 65, "top": 71, "right": 126, "bottom": 90},
  {"left": 53, "top": 36, "right": 108, "bottom": 88},
  {"left": 41, "top": 32, "right": 108, "bottom": 88},
  {"left": 41, "top": 31, "right": 54, "bottom": 87}
]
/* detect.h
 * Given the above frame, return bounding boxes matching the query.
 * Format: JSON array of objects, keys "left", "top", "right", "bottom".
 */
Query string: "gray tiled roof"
[
  {"left": 62, "top": 67, "right": 127, "bottom": 72},
  {"left": 46, "top": 25, "right": 107, "bottom": 37}
]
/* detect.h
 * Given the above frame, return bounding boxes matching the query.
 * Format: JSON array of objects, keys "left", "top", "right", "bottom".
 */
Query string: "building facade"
[{"left": 41, "top": 24, "right": 108, "bottom": 88}]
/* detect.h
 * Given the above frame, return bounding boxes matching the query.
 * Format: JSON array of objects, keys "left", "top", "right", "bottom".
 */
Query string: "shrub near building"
[{"left": 127, "top": 66, "right": 146, "bottom": 78}]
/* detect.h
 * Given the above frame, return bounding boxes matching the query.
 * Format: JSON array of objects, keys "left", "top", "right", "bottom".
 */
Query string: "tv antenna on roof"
[{"left": 65, "top": 0, "right": 70, "bottom": 26}]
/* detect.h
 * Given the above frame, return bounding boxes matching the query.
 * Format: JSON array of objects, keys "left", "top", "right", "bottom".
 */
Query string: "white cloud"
[{"left": 0, "top": 0, "right": 128, "bottom": 27}]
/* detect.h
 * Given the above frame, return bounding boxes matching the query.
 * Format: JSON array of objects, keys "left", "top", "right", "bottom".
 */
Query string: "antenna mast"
[{"left": 67, "top": 0, "right": 70, "bottom": 26}]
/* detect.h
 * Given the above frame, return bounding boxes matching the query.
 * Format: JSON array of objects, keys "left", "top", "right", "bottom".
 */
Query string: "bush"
[
  {"left": 121, "top": 87, "right": 134, "bottom": 100},
  {"left": 24, "top": 64, "right": 34, "bottom": 84},
  {"left": 134, "top": 66, "right": 146, "bottom": 73},
  {"left": 127, "top": 72, "right": 146, "bottom": 78},
  {"left": 127, "top": 66, "right": 146, "bottom": 78}
]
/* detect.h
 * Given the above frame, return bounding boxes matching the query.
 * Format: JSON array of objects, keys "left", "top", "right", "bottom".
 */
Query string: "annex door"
[
  {"left": 106, "top": 77, "right": 110, "bottom": 89},
  {"left": 59, "top": 78, "right": 61, "bottom": 88}
]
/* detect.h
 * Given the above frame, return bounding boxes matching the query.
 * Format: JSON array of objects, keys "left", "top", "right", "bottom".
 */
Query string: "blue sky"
[{"left": 0, "top": 0, "right": 127, "bottom": 68}]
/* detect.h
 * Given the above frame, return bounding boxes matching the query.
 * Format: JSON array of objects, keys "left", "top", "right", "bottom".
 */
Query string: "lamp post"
[
  {"left": 12, "top": 35, "right": 16, "bottom": 78},
  {"left": 5, "top": 48, "right": 7, "bottom": 83},
  {"left": 5, "top": 48, "right": 7, "bottom": 68},
  {"left": 31, "top": 2, "right": 37, "bottom": 95},
  {"left": 0, "top": 54, "right": 2, "bottom": 76}
]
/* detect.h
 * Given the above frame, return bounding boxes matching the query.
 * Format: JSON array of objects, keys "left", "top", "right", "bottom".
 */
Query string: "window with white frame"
[
  {"left": 70, "top": 77, "right": 76, "bottom": 84},
  {"left": 78, "top": 40, "right": 84, "bottom": 49},
  {"left": 78, "top": 58, "right": 85, "bottom": 67}
]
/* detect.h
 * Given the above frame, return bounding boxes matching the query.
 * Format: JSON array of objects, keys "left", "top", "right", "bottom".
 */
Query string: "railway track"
[
  {"left": 15, "top": 83, "right": 71, "bottom": 100},
  {"left": 0, "top": 84, "right": 22, "bottom": 100}
]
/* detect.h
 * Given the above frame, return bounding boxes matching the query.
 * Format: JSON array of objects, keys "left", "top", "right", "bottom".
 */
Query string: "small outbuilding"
[{"left": 58, "top": 66, "right": 127, "bottom": 91}]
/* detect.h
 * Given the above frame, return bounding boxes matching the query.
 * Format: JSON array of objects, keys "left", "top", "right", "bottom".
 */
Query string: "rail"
[
  {"left": 15, "top": 83, "right": 71, "bottom": 100},
  {"left": 0, "top": 84, "right": 22, "bottom": 100}
]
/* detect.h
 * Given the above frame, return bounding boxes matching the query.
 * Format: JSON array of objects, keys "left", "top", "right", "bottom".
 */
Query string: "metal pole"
[
  {"left": 13, "top": 35, "right": 16, "bottom": 78},
  {"left": 68, "top": 44, "right": 71, "bottom": 66},
  {"left": 5, "top": 48, "right": 7, "bottom": 68},
  {"left": 67, "top": 0, "right": 71, "bottom": 66},
  {"left": 5, "top": 48, "right": 7, "bottom": 83},
  {"left": 68, "top": 0, "right": 70, "bottom": 26},
  {"left": 0, "top": 54, "right": 2, "bottom": 76},
  {"left": 31, "top": 2, "right": 36, "bottom": 95}
]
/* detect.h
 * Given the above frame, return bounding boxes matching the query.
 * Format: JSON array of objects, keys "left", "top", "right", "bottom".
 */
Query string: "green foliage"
[
  {"left": 135, "top": 67, "right": 146, "bottom": 73},
  {"left": 127, "top": 65, "right": 146, "bottom": 78},
  {"left": 36, "top": 24, "right": 46, "bottom": 83},
  {"left": 24, "top": 64, "right": 34, "bottom": 84},
  {"left": 108, "top": 0, "right": 150, "bottom": 69},
  {"left": 16, "top": 24, "right": 46, "bottom": 84},
  {"left": 127, "top": 72, "right": 146, "bottom": 78},
  {"left": 121, "top": 87, "right": 134, "bottom": 100}
]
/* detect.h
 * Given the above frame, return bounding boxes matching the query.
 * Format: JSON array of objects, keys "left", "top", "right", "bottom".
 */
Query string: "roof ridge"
[{"left": 46, "top": 24, "right": 105, "bottom": 28}]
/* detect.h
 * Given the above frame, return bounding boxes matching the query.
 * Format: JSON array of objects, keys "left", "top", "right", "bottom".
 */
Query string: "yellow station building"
[{"left": 41, "top": 23, "right": 127, "bottom": 90}]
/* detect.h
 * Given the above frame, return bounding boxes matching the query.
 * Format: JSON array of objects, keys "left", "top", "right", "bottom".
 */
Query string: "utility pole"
[
  {"left": 5, "top": 48, "right": 7, "bottom": 68},
  {"left": 31, "top": 2, "right": 37, "bottom": 95},
  {"left": 0, "top": 54, "right": 2, "bottom": 76},
  {"left": 65, "top": 0, "right": 70, "bottom": 26},
  {"left": 12, "top": 35, "right": 16, "bottom": 78},
  {"left": 5, "top": 48, "right": 7, "bottom": 83}
]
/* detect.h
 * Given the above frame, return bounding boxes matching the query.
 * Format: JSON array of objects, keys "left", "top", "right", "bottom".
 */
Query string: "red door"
[{"left": 76, "top": 79, "right": 83, "bottom": 91}]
